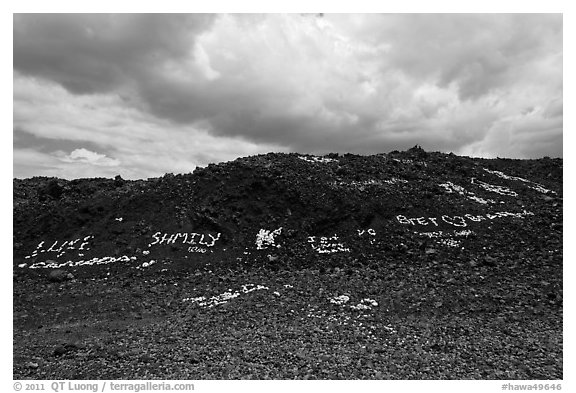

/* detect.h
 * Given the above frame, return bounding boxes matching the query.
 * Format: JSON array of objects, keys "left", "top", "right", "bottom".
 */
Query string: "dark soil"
[{"left": 13, "top": 147, "right": 563, "bottom": 379}]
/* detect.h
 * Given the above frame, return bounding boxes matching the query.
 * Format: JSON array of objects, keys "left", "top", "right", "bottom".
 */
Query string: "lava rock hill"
[
  {"left": 13, "top": 146, "right": 562, "bottom": 275},
  {"left": 13, "top": 146, "right": 564, "bottom": 380}
]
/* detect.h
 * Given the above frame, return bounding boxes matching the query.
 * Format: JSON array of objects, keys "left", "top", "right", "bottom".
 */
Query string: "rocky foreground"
[{"left": 13, "top": 147, "right": 562, "bottom": 379}]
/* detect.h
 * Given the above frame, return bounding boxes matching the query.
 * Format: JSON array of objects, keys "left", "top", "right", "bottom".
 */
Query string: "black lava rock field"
[{"left": 13, "top": 147, "right": 563, "bottom": 379}]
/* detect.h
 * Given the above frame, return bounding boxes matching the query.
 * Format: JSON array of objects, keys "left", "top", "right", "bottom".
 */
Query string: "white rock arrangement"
[
  {"left": 332, "top": 178, "right": 408, "bottom": 189},
  {"left": 483, "top": 168, "right": 556, "bottom": 194},
  {"left": 308, "top": 235, "right": 350, "bottom": 254},
  {"left": 416, "top": 229, "right": 474, "bottom": 248},
  {"left": 350, "top": 298, "right": 378, "bottom": 311},
  {"left": 182, "top": 283, "right": 272, "bottom": 308},
  {"left": 298, "top": 156, "right": 337, "bottom": 164},
  {"left": 330, "top": 295, "right": 378, "bottom": 311},
  {"left": 330, "top": 295, "right": 350, "bottom": 305},
  {"left": 255, "top": 227, "right": 283, "bottom": 250},
  {"left": 358, "top": 229, "right": 376, "bottom": 244},
  {"left": 138, "top": 259, "right": 157, "bottom": 269},
  {"left": 439, "top": 181, "right": 494, "bottom": 204},
  {"left": 28, "top": 255, "right": 135, "bottom": 269},
  {"left": 472, "top": 178, "right": 517, "bottom": 197}
]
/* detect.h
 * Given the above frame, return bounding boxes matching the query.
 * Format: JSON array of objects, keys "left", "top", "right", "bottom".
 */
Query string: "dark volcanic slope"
[
  {"left": 13, "top": 147, "right": 563, "bottom": 380},
  {"left": 13, "top": 147, "right": 563, "bottom": 268}
]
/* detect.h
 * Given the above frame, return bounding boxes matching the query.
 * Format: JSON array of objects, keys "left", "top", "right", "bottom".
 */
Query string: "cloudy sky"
[{"left": 13, "top": 13, "right": 563, "bottom": 179}]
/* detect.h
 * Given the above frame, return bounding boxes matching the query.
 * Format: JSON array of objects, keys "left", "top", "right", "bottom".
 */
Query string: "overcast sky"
[{"left": 13, "top": 13, "right": 563, "bottom": 179}]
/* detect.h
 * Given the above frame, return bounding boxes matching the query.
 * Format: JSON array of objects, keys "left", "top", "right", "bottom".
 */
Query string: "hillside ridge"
[{"left": 13, "top": 148, "right": 562, "bottom": 272}]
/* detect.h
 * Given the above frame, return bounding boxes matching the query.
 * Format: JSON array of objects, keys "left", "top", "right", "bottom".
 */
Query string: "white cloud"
[{"left": 58, "top": 148, "right": 120, "bottom": 167}]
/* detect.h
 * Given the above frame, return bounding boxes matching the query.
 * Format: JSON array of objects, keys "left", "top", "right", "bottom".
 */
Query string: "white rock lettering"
[
  {"left": 24, "top": 236, "right": 94, "bottom": 259},
  {"left": 308, "top": 235, "right": 350, "bottom": 254},
  {"left": 148, "top": 232, "right": 221, "bottom": 249},
  {"left": 397, "top": 210, "right": 533, "bottom": 227}
]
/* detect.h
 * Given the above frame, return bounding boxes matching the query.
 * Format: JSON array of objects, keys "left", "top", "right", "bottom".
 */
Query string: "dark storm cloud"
[
  {"left": 14, "top": 13, "right": 216, "bottom": 94},
  {"left": 14, "top": 127, "right": 104, "bottom": 154}
]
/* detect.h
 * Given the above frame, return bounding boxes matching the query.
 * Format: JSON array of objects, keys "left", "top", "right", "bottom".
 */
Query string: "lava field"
[{"left": 13, "top": 147, "right": 563, "bottom": 379}]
